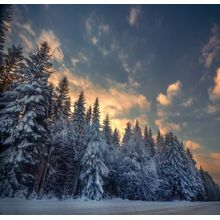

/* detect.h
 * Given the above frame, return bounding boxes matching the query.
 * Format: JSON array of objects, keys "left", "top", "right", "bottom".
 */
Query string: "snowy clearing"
[{"left": 0, "top": 198, "right": 220, "bottom": 214}]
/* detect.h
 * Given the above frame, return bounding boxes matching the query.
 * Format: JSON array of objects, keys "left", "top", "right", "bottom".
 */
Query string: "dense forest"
[{"left": 0, "top": 5, "right": 220, "bottom": 201}]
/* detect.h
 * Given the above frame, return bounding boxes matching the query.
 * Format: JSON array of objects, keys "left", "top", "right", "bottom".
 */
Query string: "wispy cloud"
[
  {"left": 207, "top": 104, "right": 220, "bottom": 114},
  {"left": 155, "top": 80, "right": 183, "bottom": 134},
  {"left": 157, "top": 80, "right": 182, "bottom": 106},
  {"left": 184, "top": 140, "right": 201, "bottom": 151},
  {"left": 85, "top": 13, "right": 111, "bottom": 56},
  {"left": 13, "top": 21, "right": 64, "bottom": 63},
  {"left": 200, "top": 24, "right": 220, "bottom": 68},
  {"left": 127, "top": 6, "right": 141, "bottom": 27},
  {"left": 19, "top": 33, "right": 33, "bottom": 50},
  {"left": 181, "top": 97, "right": 193, "bottom": 108},
  {"left": 70, "top": 52, "right": 89, "bottom": 69},
  {"left": 13, "top": 22, "right": 35, "bottom": 51},
  {"left": 209, "top": 67, "right": 220, "bottom": 101}
]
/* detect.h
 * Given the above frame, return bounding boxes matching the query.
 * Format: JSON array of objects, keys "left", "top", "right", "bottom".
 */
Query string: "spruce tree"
[
  {"left": 0, "top": 45, "right": 24, "bottom": 154},
  {"left": 0, "top": 42, "right": 52, "bottom": 198},
  {"left": 0, "top": 5, "right": 13, "bottom": 74},
  {"left": 80, "top": 98, "right": 108, "bottom": 200},
  {"left": 92, "top": 97, "right": 101, "bottom": 136},
  {"left": 122, "top": 122, "right": 132, "bottom": 146},
  {"left": 112, "top": 128, "right": 120, "bottom": 148},
  {"left": 159, "top": 133, "right": 204, "bottom": 201},
  {"left": 56, "top": 76, "right": 71, "bottom": 119},
  {"left": 102, "top": 114, "right": 112, "bottom": 145},
  {"left": 199, "top": 167, "right": 220, "bottom": 201},
  {"left": 64, "top": 91, "right": 86, "bottom": 198},
  {"left": 45, "top": 117, "right": 71, "bottom": 199},
  {"left": 146, "top": 128, "right": 156, "bottom": 157}
]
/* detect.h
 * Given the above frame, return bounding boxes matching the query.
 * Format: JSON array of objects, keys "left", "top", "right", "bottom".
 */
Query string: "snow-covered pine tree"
[
  {"left": 121, "top": 121, "right": 144, "bottom": 200},
  {"left": 64, "top": 91, "right": 86, "bottom": 198},
  {"left": 199, "top": 167, "right": 220, "bottom": 201},
  {"left": 91, "top": 97, "right": 101, "bottom": 136},
  {"left": 44, "top": 116, "right": 71, "bottom": 199},
  {"left": 0, "top": 45, "right": 24, "bottom": 96},
  {"left": 0, "top": 45, "right": 24, "bottom": 154},
  {"left": 102, "top": 115, "right": 120, "bottom": 197},
  {"left": 80, "top": 98, "right": 108, "bottom": 200},
  {"left": 47, "top": 83, "right": 57, "bottom": 123},
  {"left": 108, "top": 127, "right": 121, "bottom": 197},
  {"left": 155, "top": 129, "right": 164, "bottom": 155},
  {"left": 0, "top": 46, "right": 26, "bottom": 197},
  {"left": 112, "top": 128, "right": 120, "bottom": 148},
  {"left": 55, "top": 76, "right": 71, "bottom": 119},
  {"left": 84, "top": 105, "right": 92, "bottom": 144},
  {"left": 145, "top": 127, "right": 156, "bottom": 157},
  {"left": 0, "top": 5, "right": 13, "bottom": 78},
  {"left": 0, "top": 42, "right": 52, "bottom": 198},
  {"left": 143, "top": 125, "right": 148, "bottom": 143},
  {"left": 119, "top": 121, "right": 153, "bottom": 200},
  {"left": 102, "top": 114, "right": 112, "bottom": 145},
  {"left": 122, "top": 122, "right": 132, "bottom": 146},
  {"left": 185, "top": 148, "right": 205, "bottom": 200},
  {"left": 160, "top": 132, "right": 203, "bottom": 201}
]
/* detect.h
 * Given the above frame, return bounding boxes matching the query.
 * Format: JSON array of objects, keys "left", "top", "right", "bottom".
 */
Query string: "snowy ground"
[{"left": 0, "top": 198, "right": 220, "bottom": 214}]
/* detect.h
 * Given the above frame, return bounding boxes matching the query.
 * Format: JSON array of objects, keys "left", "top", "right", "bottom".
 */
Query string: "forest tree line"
[{"left": 0, "top": 5, "right": 220, "bottom": 201}]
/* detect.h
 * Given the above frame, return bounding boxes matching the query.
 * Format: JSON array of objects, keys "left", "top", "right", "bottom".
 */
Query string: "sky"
[{"left": 6, "top": 4, "right": 220, "bottom": 183}]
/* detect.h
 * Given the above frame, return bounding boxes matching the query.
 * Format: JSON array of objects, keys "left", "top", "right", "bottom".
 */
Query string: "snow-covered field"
[{"left": 0, "top": 198, "right": 220, "bottom": 214}]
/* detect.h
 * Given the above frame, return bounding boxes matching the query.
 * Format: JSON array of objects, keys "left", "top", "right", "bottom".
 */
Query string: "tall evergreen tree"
[
  {"left": 0, "top": 45, "right": 24, "bottom": 154},
  {"left": 102, "top": 114, "right": 112, "bottom": 145},
  {"left": 80, "top": 98, "right": 108, "bottom": 200},
  {"left": 119, "top": 121, "right": 159, "bottom": 200},
  {"left": 156, "top": 129, "right": 164, "bottom": 155},
  {"left": 56, "top": 76, "right": 71, "bottom": 119},
  {"left": 160, "top": 132, "right": 204, "bottom": 201},
  {"left": 0, "top": 42, "right": 52, "bottom": 198},
  {"left": 145, "top": 128, "right": 156, "bottom": 157},
  {"left": 122, "top": 122, "right": 132, "bottom": 147},
  {"left": 112, "top": 128, "right": 120, "bottom": 148},
  {"left": 44, "top": 117, "right": 71, "bottom": 199},
  {"left": 185, "top": 148, "right": 205, "bottom": 200},
  {"left": 200, "top": 168, "right": 220, "bottom": 201},
  {"left": 64, "top": 91, "right": 86, "bottom": 198},
  {"left": 0, "top": 5, "right": 13, "bottom": 74},
  {"left": 92, "top": 97, "right": 100, "bottom": 135}
]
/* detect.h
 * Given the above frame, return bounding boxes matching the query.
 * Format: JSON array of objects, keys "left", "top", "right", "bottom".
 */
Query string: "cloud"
[
  {"left": 207, "top": 104, "right": 220, "bottom": 114},
  {"left": 181, "top": 97, "right": 193, "bottom": 108},
  {"left": 194, "top": 152, "right": 220, "bottom": 184},
  {"left": 70, "top": 52, "right": 89, "bottom": 69},
  {"left": 38, "top": 30, "right": 64, "bottom": 62},
  {"left": 14, "top": 21, "right": 36, "bottom": 37},
  {"left": 13, "top": 21, "right": 64, "bottom": 64},
  {"left": 200, "top": 24, "right": 220, "bottom": 68},
  {"left": 49, "top": 65, "right": 151, "bottom": 134},
  {"left": 155, "top": 81, "right": 183, "bottom": 134},
  {"left": 19, "top": 33, "right": 33, "bottom": 50},
  {"left": 99, "top": 23, "right": 110, "bottom": 34},
  {"left": 22, "top": 23, "right": 36, "bottom": 37},
  {"left": 13, "top": 22, "right": 35, "bottom": 50},
  {"left": 184, "top": 140, "right": 201, "bottom": 151},
  {"left": 128, "top": 6, "right": 141, "bottom": 27},
  {"left": 155, "top": 118, "right": 181, "bottom": 135},
  {"left": 209, "top": 67, "right": 220, "bottom": 101},
  {"left": 71, "top": 58, "right": 80, "bottom": 67},
  {"left": 157, "top": 80, "right": 182, "bottom": 106},
  {"left": 85, "top": 14, "right": 111, "bottom": 56}
]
